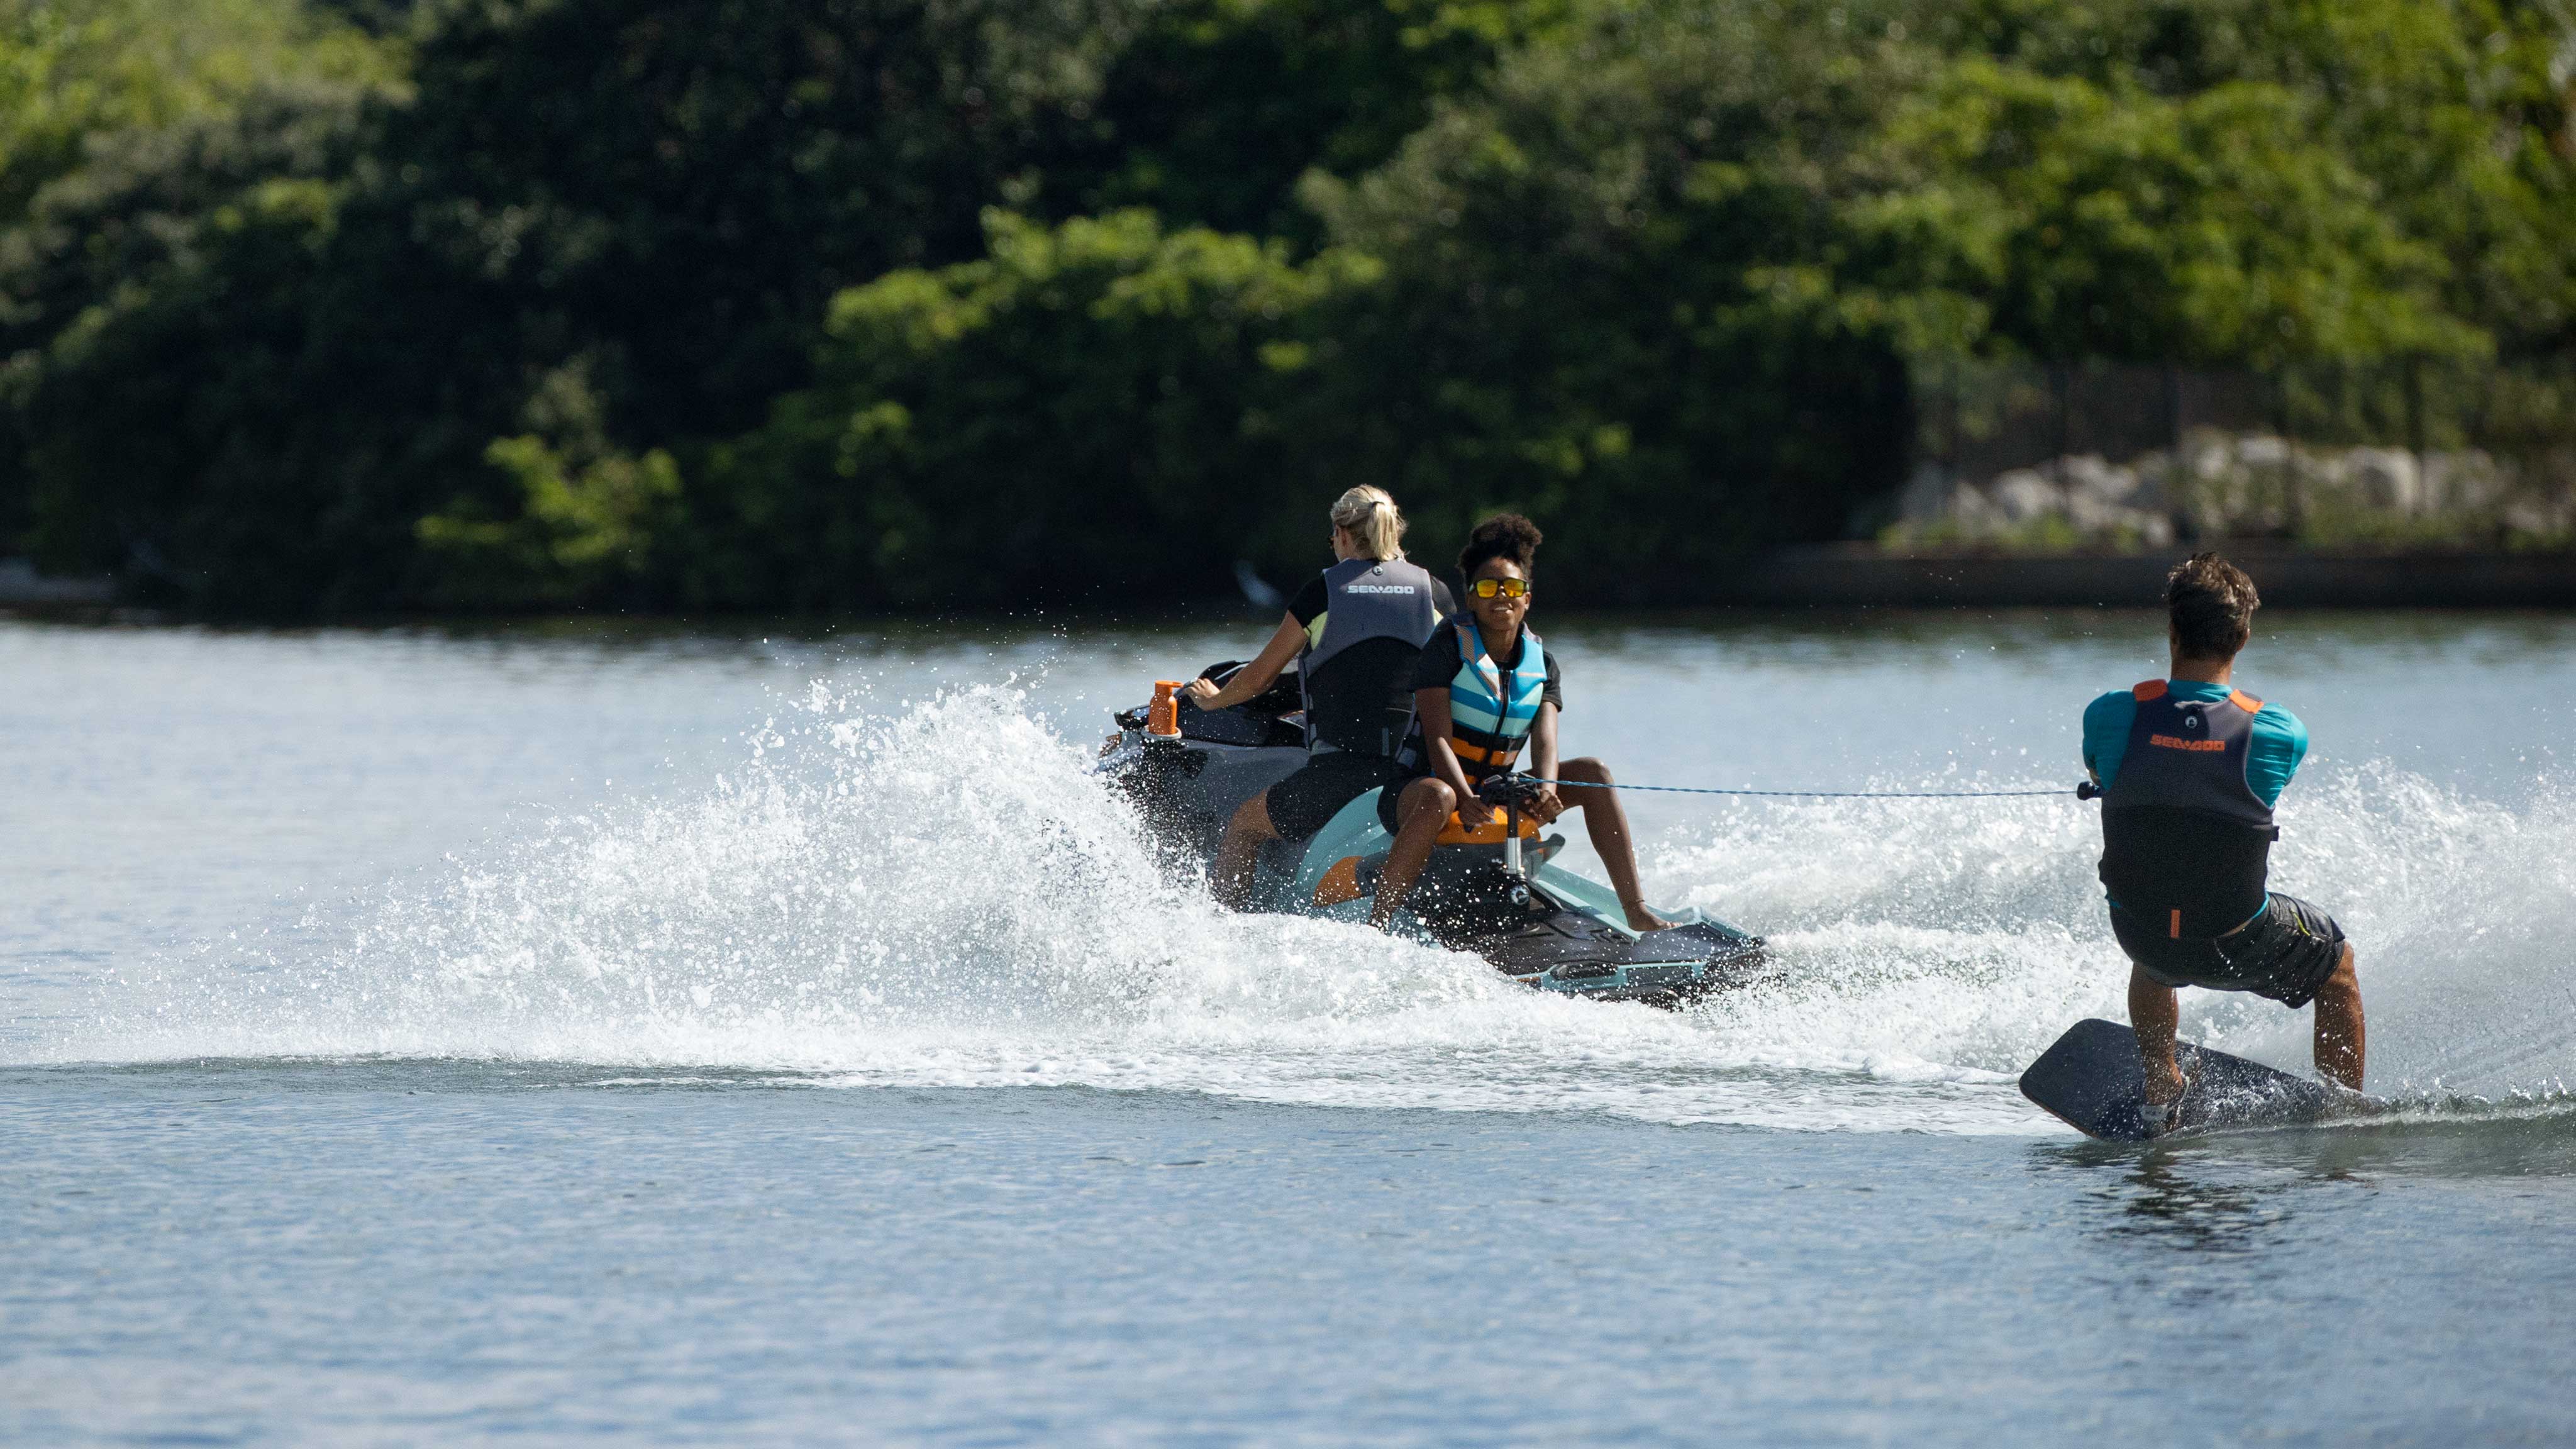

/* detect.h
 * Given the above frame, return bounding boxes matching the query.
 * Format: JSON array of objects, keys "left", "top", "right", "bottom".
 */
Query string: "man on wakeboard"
[{"left": 2084, "top": 552, "right": 2364, "bottom": 1134}]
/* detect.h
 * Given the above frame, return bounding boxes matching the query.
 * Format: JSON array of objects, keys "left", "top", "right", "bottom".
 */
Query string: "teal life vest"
[{"left": 1424, "top": 618, "right": 1547, "bottom": 782}]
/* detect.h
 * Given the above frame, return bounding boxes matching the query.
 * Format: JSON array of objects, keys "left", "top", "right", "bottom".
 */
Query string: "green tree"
[
  {"left": 1060, "top": 0, "right": 1572, "bottom": 243},
  {"left": 1920, "top": 0, "right": 2576, "bottom": 355},
  {"left": 9, "top": 0, "right": 1159, "bottom": 609},
  {"left": 1295, "top": 0, "right": 1926, "bottom": 591},
  {"left": 414, "top": 357, "right": 680, "bottom": 608},
  {"left": 1848, "top": 57, "right": 2483, "bottom": 365},
  {"left": 6, "top": 0, "right": 2573, "bottom": 613},
  {"left": 0, "top": 0, "right": 394, "bottom": 561},
  {"left": 692, "top": 208, "right": 1375, "bottom": 609}
]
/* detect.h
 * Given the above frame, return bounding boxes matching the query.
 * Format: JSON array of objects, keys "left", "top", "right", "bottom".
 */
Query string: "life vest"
[
  {"left": 2097, "top": 679, "right": 2280, "bottom": 940},
  {"left": 1411, "top": 618, "right": 1548, "bottom": 784},
  {"left": 1299, "top": 557, "right": 1442, "bottom": 757}
]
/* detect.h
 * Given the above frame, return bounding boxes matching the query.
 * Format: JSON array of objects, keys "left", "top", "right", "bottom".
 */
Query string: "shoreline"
[
  {"left": 10, "top": 547, "right": 2575, "bottom": 623},
  {"left": 1714, "top": 545, "right": 2576, "bottom": 609}
]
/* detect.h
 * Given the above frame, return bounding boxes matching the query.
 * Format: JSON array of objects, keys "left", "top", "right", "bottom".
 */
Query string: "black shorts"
[
  {"left": 2111, "top": 893, "right": 2349, "bottom": 1008},
  {"left": 1375, "top": 776, "right": 1409, "bottom": 836},
  {"left": 1374, "top": 772, "right": 1446, "bottom": 835},
  {"left": 1263, "top": 752, "right": 1402, "bottom": 840}
]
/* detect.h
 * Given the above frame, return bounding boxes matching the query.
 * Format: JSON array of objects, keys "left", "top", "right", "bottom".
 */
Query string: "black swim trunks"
[
  {"left": 1374, "top": 774, "right": 1457, "bottom": 835},
  {"left": 1264, "top": 752, "right": 1402, "bottom": 840},
  {"left": 2111, "top": 892, "right": 2348, "bottom": 1008},
  {"left": 1375, "top": 777, "right": 1407, "bottom": 836}
]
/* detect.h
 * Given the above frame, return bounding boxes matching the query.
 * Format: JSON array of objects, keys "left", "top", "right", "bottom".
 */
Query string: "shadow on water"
[
  {"left": 2029, "top": 1107, "right": 2576, "bottom": 1255},
  {"left": 0, "top": 1057, "right": 832, "bottom": 1097},
  {"left": 2092, "top": 1153, "right": 2294, "bottom": 1256}
]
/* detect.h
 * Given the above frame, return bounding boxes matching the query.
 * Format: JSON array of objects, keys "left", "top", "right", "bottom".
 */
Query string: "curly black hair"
[{"left": 1457, "top": 513, "right": 1544, "bottom": 586}]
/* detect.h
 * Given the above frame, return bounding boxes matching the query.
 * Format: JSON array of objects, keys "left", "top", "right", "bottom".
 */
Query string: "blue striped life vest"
[{"left": 1432, "top": 618, "right": 1547, "bottom": 782}]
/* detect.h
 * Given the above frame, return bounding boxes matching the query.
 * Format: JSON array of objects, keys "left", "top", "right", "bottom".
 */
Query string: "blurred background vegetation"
[{"left": 1, "top": 0, "right": 2571, "bottom": 614}]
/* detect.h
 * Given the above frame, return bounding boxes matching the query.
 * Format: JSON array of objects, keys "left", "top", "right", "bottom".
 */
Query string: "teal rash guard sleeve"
[{"left": 2083, "top": 684, "right": 2309, "bottom": 808}]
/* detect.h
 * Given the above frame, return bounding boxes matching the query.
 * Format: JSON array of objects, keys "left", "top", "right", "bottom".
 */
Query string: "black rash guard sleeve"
[
  {"left": 1411, "top": 621, "right": 1463, "bottom": 692},
  {"left": 1288, "top": 575, "right": 1330, "bottom": 629}
]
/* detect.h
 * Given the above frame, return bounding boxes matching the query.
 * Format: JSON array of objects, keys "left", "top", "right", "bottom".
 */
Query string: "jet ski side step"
[{"left": 1489, "top": 918, "right": 1768, "bottom": 1006}]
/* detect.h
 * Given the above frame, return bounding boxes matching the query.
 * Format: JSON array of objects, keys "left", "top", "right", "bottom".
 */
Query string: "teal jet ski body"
[{"left": 1100, "top": 662, "right": 1765, "bottom": 1007}]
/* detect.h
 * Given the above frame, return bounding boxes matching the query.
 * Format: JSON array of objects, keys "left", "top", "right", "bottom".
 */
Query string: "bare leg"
[
  {"left": 1369, "top": 777, "right": 1457, "bottom": 930},
  {"left": 1556, "top": 757, "right": 1670, "bottom": 932},
  {"left": 2311, "top": 943, "right": 2365, "bottom": 1091},
  {"left": 1211, "top": 792, "right": 1279, "bottom": 911},
  {"left": 2129, "top": 966, "right": 2185, "bottom": 1106}
]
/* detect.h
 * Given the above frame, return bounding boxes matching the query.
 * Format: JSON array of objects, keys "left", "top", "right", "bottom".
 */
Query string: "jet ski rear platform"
[{"left": 1100, "top": 662, "right": 1765, "bottom": 1008}]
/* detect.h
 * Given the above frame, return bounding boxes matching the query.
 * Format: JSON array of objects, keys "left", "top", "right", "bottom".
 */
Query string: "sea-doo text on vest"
[
  {"left": 2098, "top": 680, "right": 2281, "bottom": 939},
  {"left": 1407, "top": 619, "right": 1548, "bottom": 784},
  {"left": 1301, "top": 557, "right": 1443, "bottom": 756}
]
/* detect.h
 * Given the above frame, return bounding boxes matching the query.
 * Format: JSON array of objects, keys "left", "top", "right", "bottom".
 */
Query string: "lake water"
[{"left": 5, "top": 609, "right": 2574, "bottom": 1444}]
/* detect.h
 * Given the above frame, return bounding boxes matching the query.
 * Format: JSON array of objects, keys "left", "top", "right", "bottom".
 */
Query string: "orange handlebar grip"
[
  {"left": 1433, "top": 805, "right": 1539, "bottom": 847},
  {"left": 1148, "top": 680, "right": 1185, "bottom": 736}
]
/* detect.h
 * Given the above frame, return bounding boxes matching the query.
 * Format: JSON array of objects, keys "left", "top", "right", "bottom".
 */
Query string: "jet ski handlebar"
[
  {"left": 1474, "top": 773, "right": 1552, "bottom": 812},
  {"left": 1470, "top": 772, "right": 1550, "bottom": 897},
  {"left": 1113, "top": 665, "right": 1309, "bottom": 749}
]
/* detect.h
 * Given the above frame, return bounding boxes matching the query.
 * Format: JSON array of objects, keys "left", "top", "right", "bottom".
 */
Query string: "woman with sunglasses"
[
  {"left": 1368, "top": 513, "right": 1672, "bottom": 935},
  {"left": 1184, "top": 487, "right": 1456, "bottom": 908}
]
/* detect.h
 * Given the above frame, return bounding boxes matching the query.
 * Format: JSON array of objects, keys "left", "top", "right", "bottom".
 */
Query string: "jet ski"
[{"left": 1099, "top": 661, "right": 1767, "bottom": 1008}]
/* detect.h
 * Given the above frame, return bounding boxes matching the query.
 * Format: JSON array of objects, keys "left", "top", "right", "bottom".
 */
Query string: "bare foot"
[{"left": 1622, "top": 904, "right": 1674, "bottom": 933}]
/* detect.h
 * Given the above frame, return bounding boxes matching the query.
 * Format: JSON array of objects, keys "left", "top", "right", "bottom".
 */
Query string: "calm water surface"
[{"left": 4, "top": 609, "right": 2573, "bottom": 1444}]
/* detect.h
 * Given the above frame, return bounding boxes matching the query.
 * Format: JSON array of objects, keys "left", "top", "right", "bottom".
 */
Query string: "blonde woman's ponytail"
[{"left": 1329, "top": 486, "right": 1406, "bottom": 562}]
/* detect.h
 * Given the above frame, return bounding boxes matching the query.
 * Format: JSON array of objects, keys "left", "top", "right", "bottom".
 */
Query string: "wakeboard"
[{"left": 2020, "top": 1018, "right": 2371, "bottom": 1141}]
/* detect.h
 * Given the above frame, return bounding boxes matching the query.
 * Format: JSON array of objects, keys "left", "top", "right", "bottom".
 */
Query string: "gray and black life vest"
[
  {"left": 2098, "top": 679, "right": 2280, "bottom": 940},
  {"left": 1399, "top": 619, "right": 1548, "bottom": 784},
  {"left": 1299, "top": 557, "right": 1442, "bottom": 757}
]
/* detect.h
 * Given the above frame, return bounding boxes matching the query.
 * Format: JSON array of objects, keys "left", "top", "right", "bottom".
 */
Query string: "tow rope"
[{"left": 1548, "top": 779, "right": 2094, "bottom": 800}]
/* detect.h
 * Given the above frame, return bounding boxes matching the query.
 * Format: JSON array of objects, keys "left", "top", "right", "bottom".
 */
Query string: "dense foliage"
[{"left": 3, "top": 0, "right": 2571, "bottom": 613}]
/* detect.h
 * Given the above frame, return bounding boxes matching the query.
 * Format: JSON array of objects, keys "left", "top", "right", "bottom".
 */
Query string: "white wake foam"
[
  {"left": 1661, "top": 762, "right": 2576, "bottom": 1104},
  {"left": 44, "top": 684, "right": 2576, "bottom": 1133}
]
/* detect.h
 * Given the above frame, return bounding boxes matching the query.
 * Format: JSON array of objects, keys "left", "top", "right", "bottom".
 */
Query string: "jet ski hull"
[
  {"left": 1101, "top": 678, "right": 1765, "bottom": 1006},
  {"left": 1282, "top": 786, "right": 1765, "bottom": 1007}
]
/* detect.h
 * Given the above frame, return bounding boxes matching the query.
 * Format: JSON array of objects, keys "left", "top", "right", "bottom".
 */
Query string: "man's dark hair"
[
  {"left": 1458, "top": 513, "right": 1544, "bottom": 584},
  {"left": 2168, "top": 552, "right": 2258, "bottom": 660}
]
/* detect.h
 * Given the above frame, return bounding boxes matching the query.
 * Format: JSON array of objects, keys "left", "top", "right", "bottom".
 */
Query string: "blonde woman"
[{"left": 1187, "top": 487, "right": 1455, "bottom": 908}]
